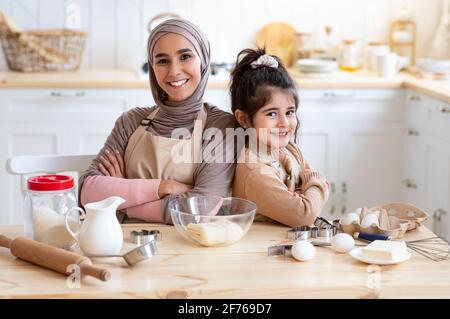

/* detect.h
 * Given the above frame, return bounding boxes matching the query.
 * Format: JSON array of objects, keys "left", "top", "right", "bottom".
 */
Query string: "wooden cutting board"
[{"left": 256, "top": 22, "right": 297, "bottom": 67}]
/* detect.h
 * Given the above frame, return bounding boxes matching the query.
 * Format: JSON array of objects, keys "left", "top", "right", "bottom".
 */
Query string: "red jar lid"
[{"left": 27, "top": 174, "right": 74, "bottom": 191}]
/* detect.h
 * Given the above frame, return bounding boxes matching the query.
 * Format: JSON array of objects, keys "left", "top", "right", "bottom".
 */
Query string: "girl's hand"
[
  {"left": 158, "top": 180, "right": 193, "bottom": 198},
  {"left": 99, "top": 149, "right": 125, "bottom": 178},
  {"left": 288, "top": 185, "right": 300, "bottom": 197}
]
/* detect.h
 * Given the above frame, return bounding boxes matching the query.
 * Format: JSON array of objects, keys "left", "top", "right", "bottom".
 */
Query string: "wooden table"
[{"left": 0, "top": 222, "right": 449, "bottom": 298}]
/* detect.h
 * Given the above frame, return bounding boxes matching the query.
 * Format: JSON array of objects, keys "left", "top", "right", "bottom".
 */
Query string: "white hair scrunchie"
[{"left": 250, "top": 54, "right": 279, "bottom": 69}]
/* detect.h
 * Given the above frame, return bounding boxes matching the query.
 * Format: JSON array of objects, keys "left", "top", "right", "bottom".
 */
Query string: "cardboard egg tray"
[{"left": 339, "top": 202, "right": 428, "bottom": 239}]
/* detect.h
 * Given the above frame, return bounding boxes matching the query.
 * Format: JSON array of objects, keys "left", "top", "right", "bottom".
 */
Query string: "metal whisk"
[{"left": 406, "top": 237, "right": 450, "bottom": 262}]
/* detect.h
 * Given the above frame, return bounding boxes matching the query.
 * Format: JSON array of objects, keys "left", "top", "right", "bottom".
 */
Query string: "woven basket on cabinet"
[{"left": 0, "top": 24, "right": 87, "bottom": 72}]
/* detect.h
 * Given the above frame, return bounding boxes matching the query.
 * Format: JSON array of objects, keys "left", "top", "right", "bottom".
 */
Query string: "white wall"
[{"left": 0, "top": 0, "right": 443, "bottom": 71}]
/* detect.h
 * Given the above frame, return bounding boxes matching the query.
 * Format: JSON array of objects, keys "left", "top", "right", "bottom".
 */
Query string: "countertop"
[
  {"left": 0, "top": 68, "right": 449, "bottom": 104},
  {"left": 0, "top": 222, "right": 449, "bottom": 298}
]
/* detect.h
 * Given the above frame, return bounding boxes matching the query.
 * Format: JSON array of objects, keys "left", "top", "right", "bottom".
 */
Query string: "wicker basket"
[{"left": 0, "top": 26, "right": 87, "bottom": 72}]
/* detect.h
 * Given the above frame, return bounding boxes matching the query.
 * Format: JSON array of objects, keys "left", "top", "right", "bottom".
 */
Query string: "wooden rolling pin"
[{"left": 0, "top": 234, "right": 110, "bottom": 281}]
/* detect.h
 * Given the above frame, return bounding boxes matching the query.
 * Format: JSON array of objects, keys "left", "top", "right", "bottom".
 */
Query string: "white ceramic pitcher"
[{"left": 65, "top": 196, "right": 125, "bottom": 255}]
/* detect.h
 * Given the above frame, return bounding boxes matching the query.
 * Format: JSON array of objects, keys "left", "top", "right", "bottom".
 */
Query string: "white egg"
[
  {"left": 291, "top": 240, "right": 316, "bottom": 261},
  {"left": 368, "top": 210, "right": 380, "bottom": 218},
  {"left": 340, "top": 213, "right": 360, "bottom": 226},
  {"left": 354, "top": 207, "right": 363, "bottom": 216},
  {"left": 361, "top": 214, "right": 380, "bottom": 228},
  {"left": 331, "top": 233, "right": 355, "bottom": 253}
]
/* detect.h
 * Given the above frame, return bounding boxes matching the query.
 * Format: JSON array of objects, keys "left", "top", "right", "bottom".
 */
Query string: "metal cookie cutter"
[
  {"left": 332, "top": 219, "right": 342, "bottom": 233},
  {"left": 130, "top": 229, "right": 162, "bottom": 246},
  {"left": 287, "top": 226, "right": 311, "bottom": 240},
  {"left": 318, "top": 227, "right": 335, "bottom": 241},
  {"left": 286, "top": 226, "right": 321, "bottom": 240},
  {"left": 314, "top": 217, "right": 337, "bottom": 239},
  {"left": 88, "top": 240, "right": 157, "bottom": 266},
  {"left": 268, "top": 244, "right": 293, "bottom": 258},
  {"left": 314, "top": 216, "right": 332, "bottom": 228}
]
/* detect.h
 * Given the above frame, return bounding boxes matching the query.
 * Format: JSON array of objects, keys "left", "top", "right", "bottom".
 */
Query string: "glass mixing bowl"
[{"left": 168, "top": 196, "right": 256, "bottom": 247}]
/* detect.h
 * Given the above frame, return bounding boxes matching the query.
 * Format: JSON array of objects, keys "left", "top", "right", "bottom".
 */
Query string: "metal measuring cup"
[{"left": 88, "top": 240, "right": 157, "bottom": 266}]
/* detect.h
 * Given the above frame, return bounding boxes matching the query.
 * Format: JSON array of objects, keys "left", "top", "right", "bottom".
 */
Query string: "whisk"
[{"left": 404, "top": 237, "right": 450, "bottom": 262}]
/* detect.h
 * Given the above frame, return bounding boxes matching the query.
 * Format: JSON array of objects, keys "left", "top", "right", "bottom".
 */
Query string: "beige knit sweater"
[{"left": 232, "top": 143, "right": 330, "bottom": 227}]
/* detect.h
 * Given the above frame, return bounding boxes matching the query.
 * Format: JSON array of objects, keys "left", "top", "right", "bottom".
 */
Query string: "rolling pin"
[{"left": 0, "top": 234, "right": 111, "bottom": 281}]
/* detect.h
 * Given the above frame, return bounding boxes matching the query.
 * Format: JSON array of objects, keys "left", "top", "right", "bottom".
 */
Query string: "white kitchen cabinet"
[
  {"left": 299, "top": 88, "right": 404, "bottom": 221},
  {"left": 403, "top": 91, "right": 450, "bottom": 240},
  {"left": 0, "top": 88, "right": 139, "bottom": 225},
  {"left": 339, "top": 122, "right": 403, "bottom": 212},
  {"left": 298, "top": 122, "right": 340, "bottom": 219},
  {"left": 422, "top": 133, "right": 450, "bottom": 240},
  {"left": 137, "top": 88, "right": 154, "bottom": 107},
  {"left": 401, "top": 91, "right": 427, "bottom": 212},
  {"left": 204, "top": 89, "right": 232, "bottom": 113}
]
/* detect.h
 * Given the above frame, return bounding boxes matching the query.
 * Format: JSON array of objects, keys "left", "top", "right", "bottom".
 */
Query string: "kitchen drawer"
[
  {"left": 298, "top": 89, "right": 404, "bottom": 122},
  {"left": 0, "top": 89, "right": 139, "bottom": 123},
  {"left": 137, "top": 88, "right": 232, "bottom": 113}
]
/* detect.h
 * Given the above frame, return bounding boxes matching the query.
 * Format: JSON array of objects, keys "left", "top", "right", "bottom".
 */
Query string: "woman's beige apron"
[{"left": 117, "top": 107, "right": 206, "bottom": 223}]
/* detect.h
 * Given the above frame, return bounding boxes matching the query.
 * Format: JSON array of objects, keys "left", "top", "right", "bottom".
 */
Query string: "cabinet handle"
[
  {"left": 407, "top": 128, "right": 420, "bottom": 136},
  {"left": 435, "top": 209, "right": 447, "bottom": 221},
  {"left": 341, "top": 182, "right": 347, "bottom": 215},
  {"left": 402, "top": 179, "right": 418, "bottom": 189},
  {"left": 433, "top": 209, "right": 439, "bottom": 234},
  {"left": 50, "top": 91, "right": 86, "bottom": 98},
  {"left": 409, "top": 95, "right": 421, "bottom": 101},
  {"left": 329, "top": 182, "right": 336, "bottom": 215},
  {"left": 433, "top": 209, "right": 447, "bottom": 235},
  {"left": 323, "top": 91, "right": 355, "bottom": 99},
  {"left": 440, "top": 107, "right": 450, "bottom": 113}
]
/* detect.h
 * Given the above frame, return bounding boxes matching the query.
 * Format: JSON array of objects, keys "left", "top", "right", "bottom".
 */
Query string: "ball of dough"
[{"left": 186, "top": 219, "right": 243, "bottom": 246}]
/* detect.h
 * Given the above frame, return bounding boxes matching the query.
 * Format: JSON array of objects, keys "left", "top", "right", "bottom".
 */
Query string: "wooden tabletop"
[{"left": 0, "top": 222, "right": 449, "bottom": 299}]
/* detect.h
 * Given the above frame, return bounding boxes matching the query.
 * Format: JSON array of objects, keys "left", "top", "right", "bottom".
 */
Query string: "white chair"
[{"left": 6, "top": 154, "right": 96, "bottom": 196}]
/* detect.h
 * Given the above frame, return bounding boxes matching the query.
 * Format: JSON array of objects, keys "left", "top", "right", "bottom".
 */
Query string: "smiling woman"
[{"left": 78, "top": 18, "right": 237, "bottom": 224}]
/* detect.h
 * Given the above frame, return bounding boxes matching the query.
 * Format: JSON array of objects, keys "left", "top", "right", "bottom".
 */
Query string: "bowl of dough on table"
[{"left": 168, "top": 195, "right": 257, "bottom": 247}]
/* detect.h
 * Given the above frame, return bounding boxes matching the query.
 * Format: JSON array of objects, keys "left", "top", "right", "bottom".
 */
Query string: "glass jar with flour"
[{"left": 24, "top": 175, "right": 79, "bottom": 249}]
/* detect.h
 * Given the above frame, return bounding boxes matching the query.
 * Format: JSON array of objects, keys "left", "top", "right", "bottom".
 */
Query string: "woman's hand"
[
  {"left": 98, "top": 149, "right": 125, "bottom": 178},
  {"left": 158, "top": 179, "right": 193, "bottom": 198}
]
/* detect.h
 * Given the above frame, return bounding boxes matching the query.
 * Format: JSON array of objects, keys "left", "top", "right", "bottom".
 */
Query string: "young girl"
[
  {"left": 79, "top": 18, "right": 236, "bottom": 223},
  {"left": 231, "top": 48, "right": 329, "bottom": 227}
]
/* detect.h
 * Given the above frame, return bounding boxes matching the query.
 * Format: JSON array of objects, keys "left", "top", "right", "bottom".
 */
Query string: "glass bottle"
[{"left": 339, "top": 39, "right": 362, "bottom": 72}]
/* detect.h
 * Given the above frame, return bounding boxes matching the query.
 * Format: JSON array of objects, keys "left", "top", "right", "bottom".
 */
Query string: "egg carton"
[{"left": 339, "top": 202, "right": 428, "bottom": 239}]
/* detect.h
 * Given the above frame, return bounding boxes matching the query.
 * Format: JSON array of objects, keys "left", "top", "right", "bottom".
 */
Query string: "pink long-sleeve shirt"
[{"left": 80, "top": 175, "right": 164, "bottom": 222}]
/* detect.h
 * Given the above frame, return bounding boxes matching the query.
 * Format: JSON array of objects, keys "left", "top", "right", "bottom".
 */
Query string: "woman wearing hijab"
[{"left": 79, "top": 18, "right": 236, "bottom": 223}]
